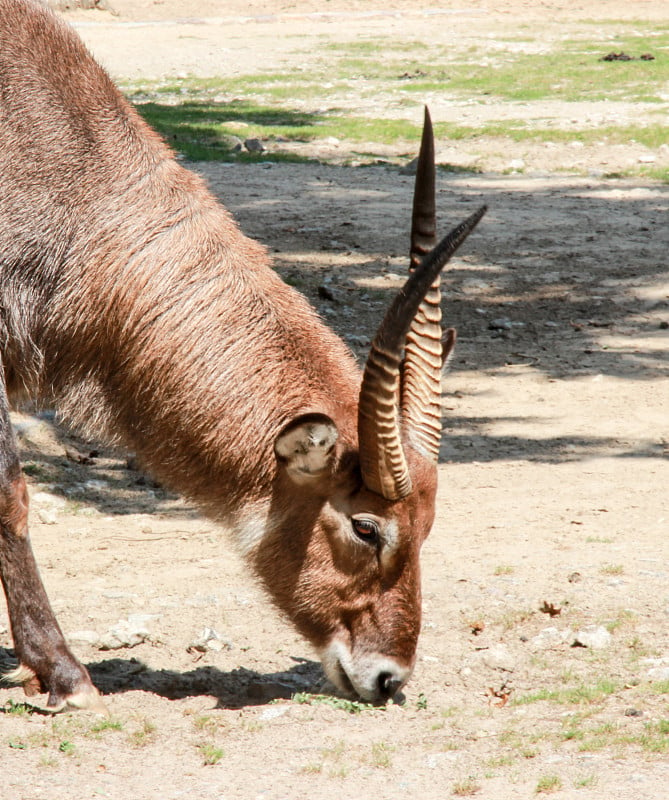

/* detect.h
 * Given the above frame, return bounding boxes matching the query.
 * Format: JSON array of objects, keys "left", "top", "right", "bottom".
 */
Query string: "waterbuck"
[{"left": 0, "top": 0, "right": 485, "bottom": 712}]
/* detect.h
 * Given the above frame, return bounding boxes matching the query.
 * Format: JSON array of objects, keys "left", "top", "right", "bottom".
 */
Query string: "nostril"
[{"left": 377, "top": 671, "right": 403, "bottom": 700}]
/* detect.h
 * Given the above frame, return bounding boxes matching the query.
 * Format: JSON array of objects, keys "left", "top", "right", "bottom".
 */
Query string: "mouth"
[
  {"left": 319, "top": 640, "right": 412, "bottom": 703},
  {"left": 332, "top": 660, "right": 356, "bottom": 697}
]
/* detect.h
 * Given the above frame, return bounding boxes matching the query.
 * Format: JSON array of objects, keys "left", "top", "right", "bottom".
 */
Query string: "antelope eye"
[{"left": 351, "top": 517, "right": 380, "bottom": 545}]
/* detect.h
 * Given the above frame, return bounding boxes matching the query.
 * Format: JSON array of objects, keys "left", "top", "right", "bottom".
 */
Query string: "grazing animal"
[{"left": 0, "top": 0, "right": 485, "bottom": 712}]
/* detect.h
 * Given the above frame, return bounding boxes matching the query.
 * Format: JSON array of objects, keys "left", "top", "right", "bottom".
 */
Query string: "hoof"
[
  {"left": 4, "top": 663, "right": 109, "bottom": 716},
  {"left": 47, "top": 685, "right": 110, "bottom": 716}
]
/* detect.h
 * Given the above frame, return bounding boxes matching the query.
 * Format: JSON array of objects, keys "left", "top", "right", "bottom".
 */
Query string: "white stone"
[
  {"left": 99, "top": 619, "right": 151, "bottom": 650},
  {"left": 530, "top": 627, "right": 573, "bottom": 650},
  {"left": 573, "top": 625, "right": 612, "bottom": 649},
  {"left": 481, "top": 644, "right": 515, "bottom": 672},
  {"left": 37, "top": 509, "right": 58, "bottom": 525},
  {"left": 647, "top": 666, "right": 669, "bottom": 681}
]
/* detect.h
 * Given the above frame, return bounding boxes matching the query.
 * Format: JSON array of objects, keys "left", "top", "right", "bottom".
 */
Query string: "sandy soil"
[{"left": 1, "top": 3, "right": 668, "bottom": 799}]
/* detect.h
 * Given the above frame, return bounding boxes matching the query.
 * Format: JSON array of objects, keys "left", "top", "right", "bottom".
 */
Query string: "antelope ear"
[{"left": 274, "top": 413, "right": 339, "bottom": 483}]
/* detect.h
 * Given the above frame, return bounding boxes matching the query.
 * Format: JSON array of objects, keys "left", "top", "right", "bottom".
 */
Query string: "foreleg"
[{"left": 0, "top": 369, "right": 105, "bottom": 712}]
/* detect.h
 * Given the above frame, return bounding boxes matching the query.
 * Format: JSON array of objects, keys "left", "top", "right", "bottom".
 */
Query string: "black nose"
[{"left": 377, "top": 671, "right": 403, "bottom": 700}]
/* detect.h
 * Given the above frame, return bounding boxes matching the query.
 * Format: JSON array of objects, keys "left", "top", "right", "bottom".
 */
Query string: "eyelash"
[{"left": 351, "top": 518, "right": 380, "bottom": 546}]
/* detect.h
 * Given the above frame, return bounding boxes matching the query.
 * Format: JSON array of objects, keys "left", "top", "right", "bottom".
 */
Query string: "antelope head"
[{"left": 259, "top": 110, "right": 486, "bottom": 702}]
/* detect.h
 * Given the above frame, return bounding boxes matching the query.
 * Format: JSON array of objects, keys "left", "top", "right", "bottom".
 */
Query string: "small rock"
[
  {"left": 638, "top": 154, "right": 656, "bottom": 164},
  {"left": 260, "top": 705, "right": 290, "bottom": 721},
  {"left": 32, "top": 492, "right": 67, "bottom": 509},
  {"left": 244, "top": 138, "right": 265, "bottom": 153},
  {"left": 345, "top": 334, "right": 370, "bottom": 347},
  {"left": 647, "top": 666, "right": 669, "bottom": 681},
  {"left": 481, "top": 644, "right": 515, "bottom": 672},
  {"left": 530, "top": 627, "right": 573, "bottom": 650},
  {"left": 624, "top": 708, "right": 644, "bottom": 717},
  {"left": 84, "top": 479, "right": 108, "bottom": 491},
  {"left": 187, "top": 627, "right": 233, "bottom": 654},
  {"left": 489, "top": 317, "right": 513, "bottom": 331},
  {"left": 37, "top": 509, "right": 58, "bottom": 525},
  {"left": 508, "top": 158, "right": 525, "bottom": 170},
  {"left": 98, "top": 619, "right": 151, "bottom": 650},
  {"left": 218, "top": 134, "right": 243, "bottom": 152},
  {"left": 573, "top": 625, "right": 612, "bottom": 650}
]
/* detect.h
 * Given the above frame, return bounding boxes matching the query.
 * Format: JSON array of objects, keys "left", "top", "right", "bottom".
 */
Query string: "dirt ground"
[{"left": 1, "top": 2, "right": 668, "bottom": 799}]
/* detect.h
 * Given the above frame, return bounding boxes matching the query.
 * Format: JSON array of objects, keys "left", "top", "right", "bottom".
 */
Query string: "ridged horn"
[
  {"left": 401, "top": 106, "right": 442, "bottom": 462},
  {"left": 358, "top": 205, "right": 487, "bottom": 500}
]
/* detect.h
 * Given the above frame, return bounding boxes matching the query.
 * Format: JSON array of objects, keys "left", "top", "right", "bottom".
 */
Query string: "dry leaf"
[
  {"left": 540, "top": 601, "right": 562, "bottom": 617},
  {"left": 486, "top": 683, "right": 511, "bottom": 707}
]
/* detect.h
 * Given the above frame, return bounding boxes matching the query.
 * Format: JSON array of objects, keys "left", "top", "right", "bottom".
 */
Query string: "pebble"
[
  {"left": 530, "top": 626, "right": 573, "bottom": 650},
  {"left": 572, "top": 625, "right": 612, "bottom": 650},
  {"left": 244, "top": 138, "right": 265, "bottom": 153},
  {"left": 489, "top": 317, "right": 513, "bottom": 331},
  {"left": 37, "top": 509, "right": 58, "bottom": 525},
  {"left": 84, "top": 479, "right": 108, "bottom": 491},
  {"left": 187, "top": 627, "right": 233, "bottom": 653},
  {"left": 98, "top": 618, "right": 152, "bottom": 650},
  {"left": 259, "top": 706, "right": 290, "bottom": 721},
  {"left": 481, "top": 644, "right": 515, "bottom": 672},
  {"left": 647, "top": 666, "right": 669, "bottom": 681},
  {"left": 345, "top": 334, "right": 370, "bottom": 347},
  {"left": 32, "top": 492, "right": 67, "bottom": 509}
]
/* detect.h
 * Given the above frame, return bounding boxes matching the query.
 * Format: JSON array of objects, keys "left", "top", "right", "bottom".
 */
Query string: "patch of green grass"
[
  {"left": 132, "top": 98, "right": 421, "bottom": 162},
  {"left": 58, "top": 740, "right": 76, "bottom": 755},
  {"left": 8, "top": 738, "right": 27, "bottom": 750},
  {"left": 197, "top": 742, "right": 224, "bottom": 765},
  {"left": 370, "top": 741, "right": 394, "bottom": 768},
  {"left": 558, "top": 715, "right": 669, "bottom": 756},
  {"left": 328, "top": 32, "right": 669, "bottom": 103},
  {"left": 120, "top": 25, "right": 669, "bottom": 176},
  {"left": 452, "top": 777, "right": 481, "bottom": 796},
  {"left": 128, "top": 717, "right": 157, "bottom": 747},
  {"left": 89, "top": 717, "right": 123, "bottom": 735},
  {"left": 22, "top": 462, "right": 49, "bottom": 479},
  {"left": 2, "top": 700, "right": 34, "bottom": 717},
  {"left": 514, "top": 679, "right": 619, "bottom": 707},
  {"left": 640, "top": 719, "right": 669, "bottom": 753},
  {"left": 536, "top": 774, "right": 563, "bottom": 794},
  {"left": 291, "top": 692, "right": 380, "bottom": 714},
  {"left": 600, "top": 563, "right": 624, "bottom": 576},
  {"left": 300, "top": 762, "right": 323, "bottom": 774},
  {"left": 192, "top": 715, "right": 222, "bottom": 736}
]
